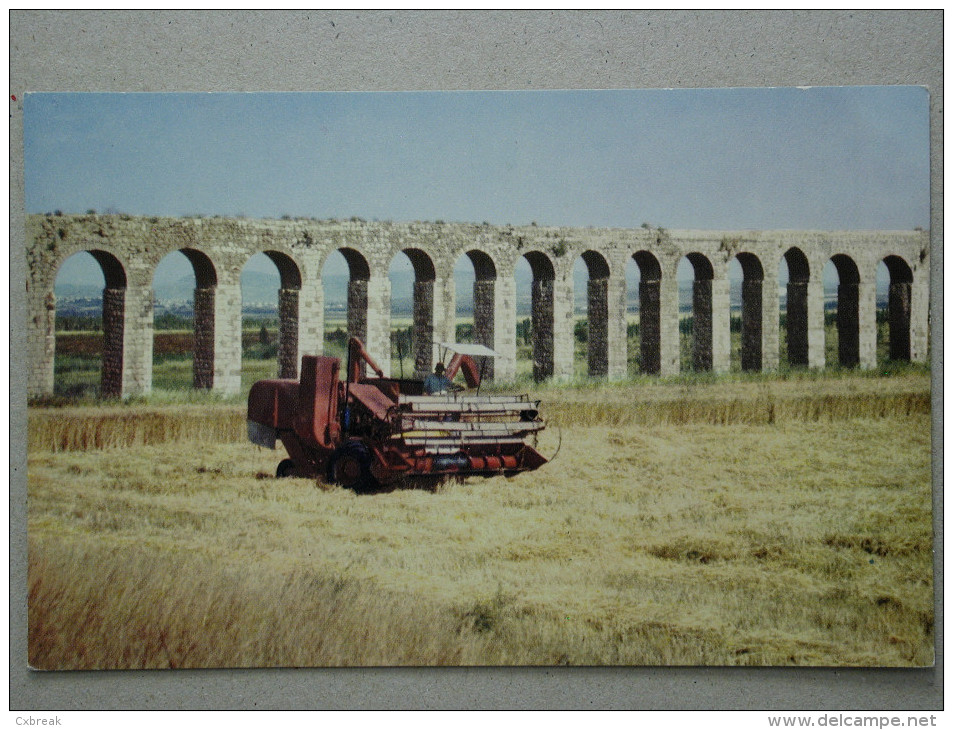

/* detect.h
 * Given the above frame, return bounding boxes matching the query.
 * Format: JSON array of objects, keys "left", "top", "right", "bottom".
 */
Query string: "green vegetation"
[
  {"left": 54, "top": 315, "right": 103, "bottom": 332},
  {"left": 153, "top": 312, "right": 193, "bottom": 330},
  {"left": 43, "top": 312, "right": 927, "bottom": 408}
]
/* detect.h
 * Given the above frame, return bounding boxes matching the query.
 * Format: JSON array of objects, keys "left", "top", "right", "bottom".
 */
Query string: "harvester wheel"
[
  {"left": 330, "top": 441, "right": 378, "bottom": 494},
  {"left": 276, "top": 459, "right": 295, "bottom": 478}
]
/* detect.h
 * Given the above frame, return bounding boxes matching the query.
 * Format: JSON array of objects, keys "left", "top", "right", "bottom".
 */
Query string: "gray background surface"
[{"left": 9, "top": 9, "right": 943, "bottom": 710}]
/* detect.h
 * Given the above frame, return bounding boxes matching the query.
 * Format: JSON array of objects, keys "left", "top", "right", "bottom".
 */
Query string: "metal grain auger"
[{"left": 247, "top": 337, "right": 548, "bottom": 492}]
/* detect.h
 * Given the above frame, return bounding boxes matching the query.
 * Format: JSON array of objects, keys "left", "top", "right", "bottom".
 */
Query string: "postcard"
[{"left": 24, "top": 88, "right": 932, "bottom": 669}]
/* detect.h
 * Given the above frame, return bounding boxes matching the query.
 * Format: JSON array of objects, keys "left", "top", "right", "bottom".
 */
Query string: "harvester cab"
[
  {"left": 247, "top": 337, "right": 547, "bottom": 492},
  {"left": 430, "top": 341, "right": 498, "bottom": 393}
]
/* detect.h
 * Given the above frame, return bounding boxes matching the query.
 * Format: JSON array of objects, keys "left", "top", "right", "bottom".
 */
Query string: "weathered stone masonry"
[
  {"left": 277, "top": 288, "right": 299, "bottom": 379},
  {"left": 412, "top": 280, "right": 434, "bottom": 378},
  {"left": 587, "top": 278, "right": 609, "bottom": 378},
  {"left": 100, "top": 287, "right": 125, "bottom": 397},
  {"left": 472, "top": 279, "right": 496, "bottom": 381},
  {"left": 24, "top": 215, "right": 930, "bottom": 398},
  {"left": 192, "top": 287, "right": 215, "bottom": 389}
]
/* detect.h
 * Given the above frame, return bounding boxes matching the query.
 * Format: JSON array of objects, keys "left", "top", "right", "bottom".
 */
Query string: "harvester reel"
[{"left": 541, "top": 425, "right": 562, "bottom": 464}]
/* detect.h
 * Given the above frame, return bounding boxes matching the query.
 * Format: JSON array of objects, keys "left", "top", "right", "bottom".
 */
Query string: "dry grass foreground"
[{"left": 27, "top": 375, "right": 933, "bottom": 668}]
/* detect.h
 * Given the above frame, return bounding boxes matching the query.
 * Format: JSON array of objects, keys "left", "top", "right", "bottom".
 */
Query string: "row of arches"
[{"left": 50, "top": 243, "right": 917, "bottom": 397}]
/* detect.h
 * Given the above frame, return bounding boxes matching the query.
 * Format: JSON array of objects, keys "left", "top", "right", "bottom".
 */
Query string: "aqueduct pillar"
[
  {"left": 277, "top": 287, "right": 299, "bottom": 379},
  {"left": 760, "top": 251, "right": 781, "bottom": 372},
  {"left": 212, "top": 280, "right": 243, "bottom": 394},
  {"left": 24, "top": 216, "right": 930, "bottom": 398},
  {"left": 298, "top": 278, "right": 323, "bottom": 360},
  {"left": 909, "top": 271, "right": 929, "bottom": 364},
  {"left": 807, "top": 275, "right": 826, "bottom": 369},
  {"left": 553, "top": 269, "right": 575, "bottom": 381},
  {"left": 27, "top": 283, "right": 56, "bottom": 397},
  {"left": 433, "top": 274, "right": 455, "bottom": 365},
  {"left": 472, "top": 277, "right": 496, "bottom": 379},
  {"left": 858, "top": 277, "right": 878, "bottom": 369},
  {"left": 740, "top": 276, "right": 763, "bottom": 371},
  {"left": 495, "top": 274, "right": 517, "bottom": 382},
  {"left": 366, "top": 274, "right": 392, "bottom": 377},
  {"left": 586, "top": 276, "right": 609, "bottom": 377},
  {"left": 122, "top": 284, "right": 153, "bottom": 396},
  {"left": 411, "top": 278, "right": 434, "bottom": 377},
  {"left": 659, "top": 265, "right": 681, "bottom": 377},
  {"left": 711, "top": 271, "right": 731, "bottom": 373},
  {"left": 607, "top": 273, "right": 628, "bottom": 379}
]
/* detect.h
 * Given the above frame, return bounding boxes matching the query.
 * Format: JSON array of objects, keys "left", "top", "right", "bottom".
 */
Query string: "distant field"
[{"left": 26, "top": 372, "right": 933, "bottom": 668}]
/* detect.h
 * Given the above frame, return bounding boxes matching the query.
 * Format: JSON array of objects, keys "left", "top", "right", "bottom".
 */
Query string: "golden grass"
[
  {"left": 28, "top": 537, "right": 501, "bottom": 668},
  {"left": 28, "top": 373, "right": 930, "bottom": 452},
  {"left": 26, "top": 375, "right": 933, "bottom": 668},
  {"left": 28, "top": 405, "right": 245, "bottom": 452},
  {"left": 537, "top": 375, "right": 930, "bottom": 428}
]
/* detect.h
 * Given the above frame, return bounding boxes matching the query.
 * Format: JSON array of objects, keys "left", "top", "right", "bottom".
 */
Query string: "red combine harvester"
[{"left": 247, "top": 337, "right": 548, "bottom": 492}]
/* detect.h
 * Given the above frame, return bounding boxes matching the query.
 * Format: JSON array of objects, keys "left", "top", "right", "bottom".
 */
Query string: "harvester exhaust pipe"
[{"left": 347, "top": 337, "right": 385, "bottom": 383}]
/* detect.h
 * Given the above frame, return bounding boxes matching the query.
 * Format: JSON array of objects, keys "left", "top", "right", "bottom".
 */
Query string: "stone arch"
[
  {"left": 782, "top": 247, "right": 811, "bottom": 367},
  {"left": 468, "top": 249, "right": 498, "bottom": 281},
  {"left": 734, "top": 252, "right": 764, "bottom": 371},
  {"left": 683, "top": 252, "right": 714, "bottom": 372},
  {"left": 827, "top": 254, "right": 861, "bottom": 368},
  {"left": 881, "top": 254, "right": 914, "bottom": 362},
  {"left": 264, "top": 250, "right": 302, "bottom": 289},
  {"left": 630, "top": 251, "right": 662, "bottom": 375},
  {"left": 522, "top": 250, "right": 556, "bottom": 382},
  {"left": 396, "top": 247, "right": 437, "bottom": 377},
  {"left": 180, "top": 248, "right": 217, "bottom": 288},
  {"left": 86, "top": 250, "right": 128, "bottom": 289},
  {"left": 261, "top": 250, "right": 302, "bottom": 379},
  {"left": 27, "top": 215, "right": 931, "bottom": 394},
  {"left": 577, "top": 250, "right": 611, "bottom": 377},
  {"left": 89, "top": 250, "right": 128, "bottom": 398},
  {"left": 464, "top": 249, "right": 498, "bottom": 380},
  {"left": 155, "top": 248, "right": 218, "bottom": 389},
  {"left": 54, "top": 250, "right": 128, "bottom": 398}
]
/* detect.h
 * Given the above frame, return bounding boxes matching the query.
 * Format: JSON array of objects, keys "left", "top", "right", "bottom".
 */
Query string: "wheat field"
[{"left": 26, "top": 374, "right": 934, "bottom": 669}]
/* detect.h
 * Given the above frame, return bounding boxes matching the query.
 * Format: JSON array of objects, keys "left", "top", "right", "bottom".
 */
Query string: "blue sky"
[{"left": 26, "top": 87, "right": 928, "bottom": 290}]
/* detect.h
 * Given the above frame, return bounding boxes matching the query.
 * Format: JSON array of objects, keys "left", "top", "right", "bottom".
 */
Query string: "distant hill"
[{"left": 53, "top": 282, "right": 104, "bottom": 300}]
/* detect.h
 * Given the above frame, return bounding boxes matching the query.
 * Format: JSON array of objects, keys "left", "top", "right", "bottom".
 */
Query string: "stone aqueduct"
[{"left": 25, "top": 214, "right": 930, "bottom": 398}]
